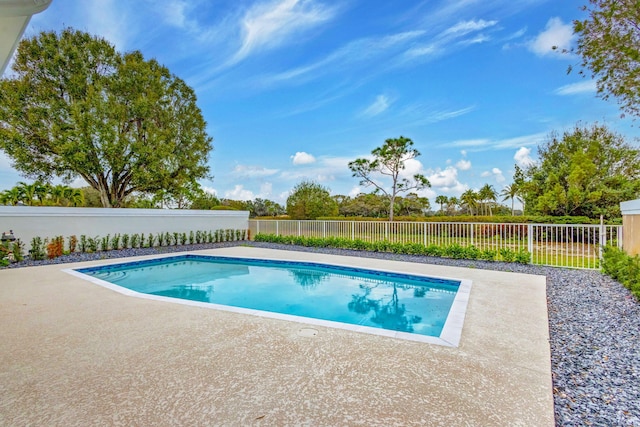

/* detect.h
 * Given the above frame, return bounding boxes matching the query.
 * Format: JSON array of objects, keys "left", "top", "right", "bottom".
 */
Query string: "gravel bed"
[{"left": 4, "top": 241, "right": 639, "bottom": 426}]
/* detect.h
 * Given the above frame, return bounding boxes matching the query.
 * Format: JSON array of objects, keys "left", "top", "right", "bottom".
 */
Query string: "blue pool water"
[{"left": 76, "top": 255, "right": 461, "bottom": 338}]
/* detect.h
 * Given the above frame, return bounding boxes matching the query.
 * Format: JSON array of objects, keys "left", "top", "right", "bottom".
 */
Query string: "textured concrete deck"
[{"left": 0, "top": 247, "right": 554, "bottom": 426}]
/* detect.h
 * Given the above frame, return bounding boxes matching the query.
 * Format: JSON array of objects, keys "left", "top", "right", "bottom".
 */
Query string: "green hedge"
[
  {"left": 602, "top": 246, "right": 640, "bottom": 299},
  {"left": 254, "top": 233, "right": 531, "bottom": 264},
  {"left": 256, "top": 215, "right": 620, "bottom": 225}
]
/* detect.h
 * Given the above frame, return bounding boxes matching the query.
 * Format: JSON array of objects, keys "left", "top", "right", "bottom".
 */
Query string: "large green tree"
[
  {"left": 0, "top": 28, "right": 213, "bottom": 207},
  {"left": 523, "top": 123, "right": 640, "bottom": 218},
  {"left": 286, "top": 181, "right": 338, "bottom": 220},
  {"left": 348, "top": 136, "right": 430, "bottom": 221},
  {"left": 573, "top": 0, "right": 640, "bottom": 118}
]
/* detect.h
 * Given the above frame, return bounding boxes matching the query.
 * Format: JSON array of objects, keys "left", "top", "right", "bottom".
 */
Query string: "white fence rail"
[{"left": 249, "top": 220, "right": 623, "bottom": 269}]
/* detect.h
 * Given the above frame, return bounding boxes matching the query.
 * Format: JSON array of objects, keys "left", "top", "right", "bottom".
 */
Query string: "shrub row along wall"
[{"left": 0, "top": 206, "right": 250, "bottom": 248}]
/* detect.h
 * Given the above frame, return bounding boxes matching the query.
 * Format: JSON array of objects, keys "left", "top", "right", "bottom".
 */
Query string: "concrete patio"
[{"left": 0, "top": 247, "right": 553, "bottom": 426}]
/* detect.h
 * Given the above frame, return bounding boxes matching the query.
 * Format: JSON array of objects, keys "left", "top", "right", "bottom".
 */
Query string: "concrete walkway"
[{"left": 0, "top": 247, "right": 554, "bottom": 426}]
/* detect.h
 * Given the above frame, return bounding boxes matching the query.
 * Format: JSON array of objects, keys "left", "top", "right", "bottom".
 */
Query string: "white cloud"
[
  {"left": 456, "top": 159, "right": 472, "bottom": 170},
  {"left": 514, "top": 147, "right": 535, "bottom": 167},
  {"left": 348, "top": 186, "right": 361, "bottom": 197},
  {"left": 426, "top": 166, "right": 467, "bottom": 193},
  {"left": 361, "top": 94, "right": 391, "bottom": 118},
  {"left": 554, "top": 80, "right": 597, "bottom": 95},
  {"left": 291, "top": 151, "right": 316, "bottom": 165},
  {"left": 481, "top": 167, "right": 505, "bottom": 183},
  {"left": 399, "top": 158, "right": 424, "bottom": 178},
  {"left": 224, "top": 184, "right": 255, "bottom": 200},
  {"left": 230, "top": 0, "right": 336, "bottom": 65},
  {"left": 529, "top": 17, "right": 574, "bottom": 57},
  {"left": 460, "top": 150, "right": 467, "bottom": 156},
  {"left": 233, "top": 164, "right": 279, "bottom": 177},
  {"left": 202, "top": 186, "right": 218, "bottom": 196}
]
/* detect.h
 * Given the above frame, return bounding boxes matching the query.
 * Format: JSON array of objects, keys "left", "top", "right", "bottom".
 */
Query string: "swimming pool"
[{"left": 68, "top": 255, "right": 471, "bottom": 346}]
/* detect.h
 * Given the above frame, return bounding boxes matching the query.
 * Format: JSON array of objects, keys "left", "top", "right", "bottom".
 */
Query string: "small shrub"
[
  {"left": 225, "top": 229, "right": 233, "bottom": 241},
  {"left": 131, "top": 234, "right": 140, "bottom": 249},
  {"left": 79, "top": 235, "right": 87, "bottom": 253},
  {"left": 147, "top": 233, "right": 156, "bottom": 248},
  {"left": 602, "top": 246, "right": 640, "bottom": 299},
  {"left": 479, "top": 249, "right": 497, "bottom": 261},
  {"left": 12, "top": 239, "right": 24, "bottom": 262},
  {"left": 443, "top": 244, "right": 466, "bottom": 259},
  {"left": 121, "top": 234, "right": 130, "bottom": 249},
  {"left": 465, "top": 245, "right": 481, "bottom": 260},
  {"left": 29, "top": 237, "right": 45, "bottom": 260},
  {"left": 87, "top": 236, "right": 99, "bottom": 253},
  {"left": 140, "top": 234, "right": 146, "bottom": 248},
  {"left": 499, "top": 248, "right": 516, "bottom": 263},
  {"left": 195, "top": 230, "right": 202, "bottom": 244},
  {"left": 515, "top": 249, "right": 531, "bottom": 264},
  {"left": 189, "top": 231, "right": 195, "bottom": 245},
  {"left": 68, "top": 235, "right": 78, "bottom": 253},
  {"left": 100, "top": 235, "right": 110, "bottom": 251},
  {"left": 46, "top": 236, "right": 65, "bottom": 259},
  {"left": 180, "top": 233, "right": 187, "bottom": 245},
  {"left": 207, "top": 230, "right": 213, "bottom": 243},
  {"left": 425, "top": 244, "right": 442, "bottom": 257},
  {"left": 111, "top": 234, "right": 121, "bottom": 250},
  {"left": 173, "top": 232, "right": 179, "bottom": 245}
]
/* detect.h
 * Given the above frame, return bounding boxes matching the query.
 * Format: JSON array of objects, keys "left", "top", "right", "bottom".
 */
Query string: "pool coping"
[{"left": 64, "top": 254, "right": 472, "bottom": 347}]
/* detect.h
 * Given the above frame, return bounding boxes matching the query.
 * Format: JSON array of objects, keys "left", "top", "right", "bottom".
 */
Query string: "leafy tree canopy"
[
  {"left": 348, "top": 136, "right": 430, "bottom": 221},
  {"left": 0, "top": 28, "right": 213, "bottom": 207},
  {"left": 286, "top": 180, "right": 338, "bottom": 220},
  {"left": 522, "top": 123, "right": 640, "bottom": 218},
  {"left": 573, "top": 0, "right": 640, "bottom": 118}
]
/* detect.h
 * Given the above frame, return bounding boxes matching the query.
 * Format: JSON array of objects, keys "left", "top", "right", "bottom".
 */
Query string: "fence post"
[
  {"left": 423, "top": 222, "right": 427, "bottom": 246},
  {"left": 599, "top": 215, "right": 604, "bottom": 263},
  {"left": 351, "top": 221, "right": 354, "bottom": 240},
  {"left": 276, "top": 221, "right": 279, "bottom": 236},
  {"left": 256, "top": 220, "right": 260, "bottom": 236},
  {"left": 528, "top": 224, "right": 533, "bottom": 263},
  {"left": 298, "top": 221, "right": 301, "bottom": 237},
  {"left": 618, "top": 225, "right": 623, "bottom": 249},
  {"left": 385, "top": 222, "right": 389, "bottom": 241},
  {"left": 323, "top": 221, "right": 326, "bottom": 238},
  {"left": 470, "top": 223, "right": 474, "bottom": 246}
]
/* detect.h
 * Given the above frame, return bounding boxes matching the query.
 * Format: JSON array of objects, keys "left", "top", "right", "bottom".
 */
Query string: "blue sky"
[{"left": 2, "top": 0, "right": 638, "bottom": 206}]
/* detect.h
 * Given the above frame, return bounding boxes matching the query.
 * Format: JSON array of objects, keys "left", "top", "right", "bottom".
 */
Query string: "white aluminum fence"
[{"left": 249, "top": 220, "right": 623, "bottom": 269}]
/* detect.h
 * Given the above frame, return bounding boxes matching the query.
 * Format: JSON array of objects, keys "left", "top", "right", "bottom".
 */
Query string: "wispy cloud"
[
  {"left": 447, "top": 132, "right": 546, "bottom": 150},
  {"left": 360, "top": 95, "right": 392, "bottom": 118},
  {"left": 233, "top": 164, "right": 279, "bottom": 177},
  {"left": 406, "top": 19, "right": 498, "bottom": 59},
  {"left": 528, "top": 17, "right": 574, "bottom": 57},
  {"left": 554, "top": 80, "right": 597, "bottom": 96},
  {"left": 228, "top": 0, "right": 336, "bottom": 66},
  {"left": 261, "top": 30, "right": 424, "bottom": 86}
]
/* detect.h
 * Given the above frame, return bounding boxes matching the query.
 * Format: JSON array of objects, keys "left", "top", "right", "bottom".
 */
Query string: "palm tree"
[
  {"left": 0, "top": 187, "right": 22, "bottom": 205},
  {"left": 478, "top": 184, "right": 497, "bottom": 216},
  {"left": 460, "top": 189, "right": 478, "bottom": 216},
  {"left": 66, "top": 188, "right": 84, "bottom": 207},
  {"left": 435, "top": 195, "right": 448, "bottom": 214},
  {"left": 500, "top": 184, "right": 519, "bottom": 216},
  {"left": 446, "top": 196, "right": 459, "bottom": 215}
]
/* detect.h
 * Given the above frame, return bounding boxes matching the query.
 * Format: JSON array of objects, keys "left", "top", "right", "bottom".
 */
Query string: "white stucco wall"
[{"left": 0, "top": 206, "right": 249, "bottom": 248}]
